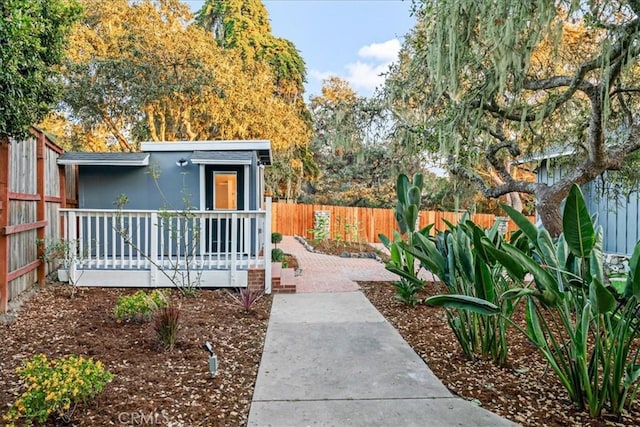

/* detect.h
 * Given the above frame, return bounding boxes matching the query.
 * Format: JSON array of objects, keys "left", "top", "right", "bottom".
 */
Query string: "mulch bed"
[
  {"left": 0, "top": 284, "right": 271, "bottom": 426},
  {"left": 303, "top": 238, "right": 390, "bottom": 261},
  {"left": 360, "top": 281, "right": 640, "bottom": 427}
]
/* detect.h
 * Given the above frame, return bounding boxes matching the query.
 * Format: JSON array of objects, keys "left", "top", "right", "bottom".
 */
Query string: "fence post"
[
  {"left": 150, "top": 212, "right": 158, "bottom": 286},
  {"left": 231, "top": 213, "right": 238, "bottom": 287},
  {"left": 0, "top": 139, "right": 10, "bottom": 312},
  {"left": 264, "top": 197, "right": 272, "bottom": 294},
  {"left": 36, "top": 132, "right": 46, "bottom": 286}
]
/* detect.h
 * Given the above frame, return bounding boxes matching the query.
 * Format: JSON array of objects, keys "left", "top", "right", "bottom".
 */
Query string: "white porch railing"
[{"left": 59, "top": 204, "right": 272, "bottom": 291}]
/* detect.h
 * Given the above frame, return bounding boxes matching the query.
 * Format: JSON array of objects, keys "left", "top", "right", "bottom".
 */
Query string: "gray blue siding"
[{"left": 538, "top": 160, "right": 640, "bottom": 256}]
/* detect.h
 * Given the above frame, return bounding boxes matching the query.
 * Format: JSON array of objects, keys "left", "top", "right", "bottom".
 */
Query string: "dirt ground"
[
  {"left": 360, "top": 281, "right": 640, "bottom": 427},
  {"left": 0, "top": 284, "right": 271, "bottom": 426}
]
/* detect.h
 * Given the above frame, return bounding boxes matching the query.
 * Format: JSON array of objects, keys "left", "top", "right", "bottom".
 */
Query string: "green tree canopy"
[
  {"left": 0, "top": 0, "right": 82, "bottom": 141},
  {"left": 390, "top": 0, "right": 640, "bottom": 235}
]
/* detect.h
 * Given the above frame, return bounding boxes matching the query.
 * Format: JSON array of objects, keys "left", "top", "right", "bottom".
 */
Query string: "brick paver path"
[{"left": 278, "top": 236, "right": 400, "bottom": 292}]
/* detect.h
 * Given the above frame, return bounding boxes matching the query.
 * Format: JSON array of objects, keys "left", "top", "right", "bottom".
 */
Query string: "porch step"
[{"left": 271, "top": 262, "right": 297, "bottom": 294}]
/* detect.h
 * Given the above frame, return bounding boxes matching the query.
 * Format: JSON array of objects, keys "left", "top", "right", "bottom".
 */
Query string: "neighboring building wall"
[
  {"left": 538, "top": 160, "right": 639, "bottom": 256},
  {"left": 583, "top": 176, "right": 640, "bottom": 256}
]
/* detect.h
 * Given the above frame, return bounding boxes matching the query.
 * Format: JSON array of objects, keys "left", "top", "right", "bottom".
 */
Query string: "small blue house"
[{"left": 57, "top": 141, "right": 273, "bottom": 292}]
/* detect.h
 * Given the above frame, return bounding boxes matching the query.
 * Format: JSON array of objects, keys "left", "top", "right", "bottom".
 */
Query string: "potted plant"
[{"left": 39, "top": 238, "right": 74, "bottom": 282}]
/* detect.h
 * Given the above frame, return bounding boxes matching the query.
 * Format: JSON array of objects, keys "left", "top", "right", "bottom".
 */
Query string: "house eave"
[
  {"left": 140, "top": 140, "right": 272, "bottom": 165},
  {"left": 57, "top": 155, "right": 150, "bottom": 167},
  {"left": 191, "top": 159, "right": 252, "bottom": 165}
]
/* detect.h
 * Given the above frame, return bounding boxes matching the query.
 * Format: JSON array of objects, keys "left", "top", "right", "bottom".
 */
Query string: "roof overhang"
[
  {"left": 140, "top": 140, "right": 272, "bottom": 165},
  {"left": 57, "top": 153, "right": 150, "bottom": 166},
  {"left": 190, "top": 150, "right": 253, "bottom": 165}
]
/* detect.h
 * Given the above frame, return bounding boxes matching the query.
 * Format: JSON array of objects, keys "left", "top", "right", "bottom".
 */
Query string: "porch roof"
[
  {"left": 57, "top": 152, "right": 150, "bottom": 166},
  {"left": 140, "top": 140, "right": 272, "bottom": 165},
  {"left": 190, "top": 150, "right": 253, "bottom": 165}
]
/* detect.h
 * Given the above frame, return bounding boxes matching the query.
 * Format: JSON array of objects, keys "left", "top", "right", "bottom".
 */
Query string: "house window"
[{"left": 214, "top": 172, "right": 237, "bottom": 210}]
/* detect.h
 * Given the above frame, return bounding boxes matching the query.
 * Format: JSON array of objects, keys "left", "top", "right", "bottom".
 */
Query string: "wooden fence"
[
  {"left": 272, "top": 202, "right": 533, "bottom": 243},
  {"left": 0, "top": 129, "right": 77, "bottom": 312}
]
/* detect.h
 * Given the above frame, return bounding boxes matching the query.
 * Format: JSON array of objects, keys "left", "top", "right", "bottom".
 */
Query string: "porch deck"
[{"left": 60, "top": 206, "right": 272, "bottom": 291}]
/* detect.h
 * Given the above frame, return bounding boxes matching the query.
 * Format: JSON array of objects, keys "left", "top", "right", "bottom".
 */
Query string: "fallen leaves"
[{"left": 0, "top": 285, "right": 271, "bottom": 426}]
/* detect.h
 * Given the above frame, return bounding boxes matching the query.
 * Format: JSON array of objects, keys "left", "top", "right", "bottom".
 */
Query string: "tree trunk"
[
  {"left": 489, "top": 169, "right": 523, "bottom": 212},
  {"left": 535, "top": 188, "right": 565, "bottom": 237}
]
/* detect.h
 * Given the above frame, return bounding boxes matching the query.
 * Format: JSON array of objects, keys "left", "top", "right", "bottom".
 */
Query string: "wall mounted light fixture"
[{"left": 176, "top": 158, "right": 189, "bottom": 167}]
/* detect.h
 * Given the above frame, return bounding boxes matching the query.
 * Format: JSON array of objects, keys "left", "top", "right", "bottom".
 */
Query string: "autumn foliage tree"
[
  {"left": 392, "top": 0, "right": 640, "bottom": 235},
  {"left": 44, "top": 0, "right": 312, "bottom": 198},
  {"left": 195, "top": 0, "right": 312, "bottom": 199}
]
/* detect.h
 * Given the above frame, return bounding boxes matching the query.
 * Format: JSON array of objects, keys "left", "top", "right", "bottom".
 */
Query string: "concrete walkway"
[
  {"left": 248, "top": 238, "right": 515, "bottom": 426},
  {"left": 248, "top": 293, "right": 515, "bottom": 426}
]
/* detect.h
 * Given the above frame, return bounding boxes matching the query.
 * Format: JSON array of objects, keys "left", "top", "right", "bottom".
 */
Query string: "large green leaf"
[
  {"left": 400, "top": 236, "right": 445, "bottom": 276},
  {"left": 378, "top": 233, "right": 391, "bottom": 248},
  {"left": 562, "top": 184, "right": 595, "bottom": 258},
  {"left": 408, "top": 186, "right": 421, "bottom": 207},
  {"left": 474, "top": 254, "right": 496, "bottom": 302},
  {"left": 502, "top": 288, "right": 539, "bottom": 300},
  {"left": 501, "top": 242, "right": 560, "bottom": 297},
  {"left": 589, "top": 226, "right": 604, "bottom": 286},
  {"left": 481, "top": 239, "right": 526, "bottom": 281},
  {"left": 525, "top": 298, "right": 546, "bottom": 347},
  {"left": 501, "top": 203, "right": 538, "bottom": 243},
  {"left": 453, "top": 229, "right": 474, "bottom": 283},
  {"left": 404, "top": 204, "right": 418, "bottom": 234},
  {"left": 385, "top": 264, "right": 424, "bottom": 287},
  {"left": 396, "top": 174, "right": 409, "bottom": 205},
  {"left": 425, "top": 294, "right": 500, "bottom": 315},
  {"left": 412, "top": 172, "right": 424, "bottom": 190},
  {"left": 537, "top": 229, "right": 559, "bottom": 270},
  {"left": 625, "top": 241, "right": 640, "bottom": 299},
  {"left": 589, "top": 278, "right": 615, "bottom": 315}
]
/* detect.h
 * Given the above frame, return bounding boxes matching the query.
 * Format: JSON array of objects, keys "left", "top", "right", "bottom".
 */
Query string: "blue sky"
[{"left": 186, "top": 0, "right": 416, "bottom": 98}]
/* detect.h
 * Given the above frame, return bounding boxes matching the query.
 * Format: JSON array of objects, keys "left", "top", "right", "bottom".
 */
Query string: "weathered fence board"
[
  {"left": 0, "top": 129, "right": 76, "bottom": 312},
  {"left": 271, "top": 202, "right": 532, "bottom": 243}
]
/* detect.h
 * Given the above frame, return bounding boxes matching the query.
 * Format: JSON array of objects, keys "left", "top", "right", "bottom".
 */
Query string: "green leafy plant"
[
  {"left": 38, "top": 238, "right": 74, "bottom": 269},
  {"left": 379, "top": 173, "right": 432, "bottom": 306},
  {"left": 428, "top": 184, "right": 640, "bottom": 418},
  {"left": 114, "top": 289, "right": 170, "bottom": 323},
  {"left": 409, "top": 218, "right": 521, "bottom": 365},
  {"left": 309, "top": 212, "right": 330, "bottom": 243},
  {"left": 227, "top": 287, "right": 263, "bottom": 312},
  {"left": 271, "top": 232, "right": 283, "bottom": 248},
  {"left": 393, "top": 279, "right": 423, "bottom": 307},
  {"left": 153, "top": 304, "right": 180, "bottom": 351},
  {"left": 271, "top": 248, "right": 285, "bottom": 262},
  {"left": 3, "top": 354, "right": 113, "bottom": 426}
]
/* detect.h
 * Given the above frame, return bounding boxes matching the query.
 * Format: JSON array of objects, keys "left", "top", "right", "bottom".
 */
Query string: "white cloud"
[
  {"left": 357, "top": 39, "right": 401, "bottom": 62},
  {"left": 309, "top": 69, "right": 334, "bottom": 83},
  {"left": 344, "top": 61, "right": 390, "bottom": 92},
  {"left": 308, "top": 38, "right": 402, "bottom": 97}
]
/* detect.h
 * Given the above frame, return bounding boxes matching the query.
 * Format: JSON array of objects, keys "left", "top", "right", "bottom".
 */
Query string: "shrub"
[
  {"left": 227, "top": 287, "right": 263, "bottom": 312},
  {"left": 114, "top": 289, "right": 169, "bottom": 322},
  {"left": 428, "top": 184, "right": 640, "bottom": 418},
  {"left": 3, "top": 354, "right": 113, "bottom": 425},
  {"left": 153, "top": 304, "right": 180, "bottom": 351},
  {"left": 393, "top": 279, "right": 423, "bottom": 307},
  {"left": 271, "top": 248, "right": 284, "bottom": 262},
  {"left": 271, "top": 232, "right": 283, "bottom": 247}
]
